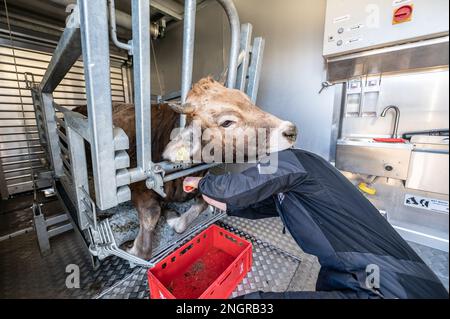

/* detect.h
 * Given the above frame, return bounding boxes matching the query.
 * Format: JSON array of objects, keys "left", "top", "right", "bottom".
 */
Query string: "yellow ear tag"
[{"left": 176, "top": 147, "right": 190, "bottom": 162}]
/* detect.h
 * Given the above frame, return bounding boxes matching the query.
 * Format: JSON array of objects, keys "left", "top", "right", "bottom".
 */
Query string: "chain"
[{"left": 151, "top": 38, "right": 163, "bottom": 96}]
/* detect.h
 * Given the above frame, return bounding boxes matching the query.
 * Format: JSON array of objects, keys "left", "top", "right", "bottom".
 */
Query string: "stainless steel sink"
[{"left": 336, "top": 137, "right": 413, "bottom": 180}]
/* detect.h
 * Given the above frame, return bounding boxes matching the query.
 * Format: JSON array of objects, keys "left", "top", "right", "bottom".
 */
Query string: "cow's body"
[
  {"left": 73, "top": 103, "right": 207, "bottom": 259},
  {"left": 73, "top": 77, "right": 298, "bottom": 259}
]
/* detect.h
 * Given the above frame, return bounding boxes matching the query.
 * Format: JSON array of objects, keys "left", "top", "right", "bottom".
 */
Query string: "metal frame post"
[
  {"left": 79, "top": 0, "right": 118, "bottom": 210},
  {"left": 40, "top": 93, "right": 64, "bottom": 177},
  {"left": 33, "top": 204, "right": 51, "bottom": 256},
  {"left": 236, "top": 23, "right": 253, "bottom": 91},
  {"left": 66, "top": 125, "right": 90, "bottom": 230},
  {"left": 180, "top": 0, "right": 197, "bottom": 128},
  {"left": 40, "top": 6, "right": 81, "bottom": 94},
  {"left": 131, "top": 0, "right": 152, "bottom": 175},
  {"left": 246, "top": 37, "right": 265, "bottom": 103},
  {"left": 217, "top": 0, "right": 241, "bottom": 88}
]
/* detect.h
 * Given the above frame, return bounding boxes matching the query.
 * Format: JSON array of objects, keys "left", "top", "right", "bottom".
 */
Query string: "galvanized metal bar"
[
  {"left": 163, "top": 163, "right": 220, "bottom": 183},
  {"left": 131, "top": 0, "right": 152, "bottom": 175},
  {"left": 33, "top": 204, "right": 51, "bottom": 255},
  {"left": 217, "top": 0, "right": 241, "bottom": 88},
  {"left": 57, "top": 106, "right": 91, "bottom": 142},
  {"left": 247, "top": 37, "right": 265, "bottom": 103},
  {"left": 39, "top": 8, "right": 81, "bottom": 93},
  {"left": 56, "top": 129, "right": 68, "bottom": 143},
  {"left": 236, "top": 23, "right": 253, "bottom": 91},
  {"left": 63, "top": 166, "right": 72, "bottom": 179},
  {"left": 60, "top": 155, "right": 71, "bottom": 171},
  {"left": 48, "top": 223, "right": 73, "bottom": 238},
  {"left": 45, "top": 213, "right": 69, "bottom": 227},
  {"left": 58, "top": 141, "right": 69, "bottom": 156},
  {"left": 79, "top": 0, "right": 118, "bottom": 210},
  {"left": 108, "top": 0, "right": 133, "bottom": 52},
  {"left": 180, "top": 0, "right": 197, "bottom": 128},
  {"left": 35, "top": 91, "right": 64, "bottom": 177},
  {"left": 66, "top": 126, "right": 91, "bottom": 231},
  {"left": 158, "top": 161, "right": 193, "bottom": 174}
]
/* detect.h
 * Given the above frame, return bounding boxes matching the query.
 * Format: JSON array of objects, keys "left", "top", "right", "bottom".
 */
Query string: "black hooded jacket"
[{"left": 198, "top": 149, "right": 448, "bottom": 299}]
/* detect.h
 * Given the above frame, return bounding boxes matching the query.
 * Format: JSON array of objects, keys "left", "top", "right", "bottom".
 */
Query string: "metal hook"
[{"left": 24, "top": 72, "right": 36, "bottom": 89}]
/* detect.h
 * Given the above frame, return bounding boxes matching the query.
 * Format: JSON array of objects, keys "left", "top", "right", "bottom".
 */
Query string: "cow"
[{"left": 74, "top": 77, "right": 298, "bottom": 259}]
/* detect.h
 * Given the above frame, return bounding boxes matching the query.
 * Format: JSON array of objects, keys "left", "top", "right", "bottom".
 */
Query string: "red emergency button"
[{"left": 393, "top": 5, "right": 413, "bottom": 24}]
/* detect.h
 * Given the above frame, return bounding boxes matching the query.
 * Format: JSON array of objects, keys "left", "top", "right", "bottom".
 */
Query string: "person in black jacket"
[{"left": 183, "top": 149, "right": 448, "bottom": 299}]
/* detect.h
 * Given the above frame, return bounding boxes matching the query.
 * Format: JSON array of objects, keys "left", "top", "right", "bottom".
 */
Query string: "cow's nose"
[{"left": 282, "top": 122, "right": 298, "bottom": 142}]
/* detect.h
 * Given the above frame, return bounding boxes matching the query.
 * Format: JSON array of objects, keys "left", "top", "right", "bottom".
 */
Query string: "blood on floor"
[{"left": 165, "top": 247, "right": 235, "bottom": 299}]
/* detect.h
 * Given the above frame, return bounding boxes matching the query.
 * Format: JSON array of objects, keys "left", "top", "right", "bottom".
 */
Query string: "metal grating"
[
  {"left": 221, "top": 216, "right": 305, "bottom": 259},
  {"left": 0, "top": 45, "right": 129, "bottom": 198}
]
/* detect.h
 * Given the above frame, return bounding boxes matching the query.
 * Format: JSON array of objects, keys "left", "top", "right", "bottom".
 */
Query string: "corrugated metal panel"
[{"left": 0, "top": 45, "right": 128, "bottom": 198}]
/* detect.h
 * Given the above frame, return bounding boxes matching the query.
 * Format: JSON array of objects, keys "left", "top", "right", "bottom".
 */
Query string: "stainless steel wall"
[
  {"left": 341, "top": 69, "right": 450, "bottom": 138},
  {"left": 0, "top": 45, "right": 128, "bottom": 198},
  {"left": 153, "top": 0, "right": 337, "bottom": 159}
]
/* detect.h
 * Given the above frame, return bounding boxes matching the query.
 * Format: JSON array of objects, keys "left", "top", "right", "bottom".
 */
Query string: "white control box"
[{"left": 323, "top": 0, "right": 449, "bottom": 57}]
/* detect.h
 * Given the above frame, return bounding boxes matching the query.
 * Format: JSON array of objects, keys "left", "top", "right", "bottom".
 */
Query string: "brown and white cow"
[{"left": 75, "top": 77, "right": 297, "bottom": 259}]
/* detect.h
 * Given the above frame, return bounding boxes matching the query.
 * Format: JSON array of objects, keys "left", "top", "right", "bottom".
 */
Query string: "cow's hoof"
[
  {"left": 166, "top": 210, "right": 179, "bottom": 228},
  {"left": 166, "top": 210, "right": 187, "bottom": 234},
  {"left": 126, "top": 245, "right": 139, "bottom": 257},
  {"left": 125, "top": 245, "right": 152, "bottom": 260}
]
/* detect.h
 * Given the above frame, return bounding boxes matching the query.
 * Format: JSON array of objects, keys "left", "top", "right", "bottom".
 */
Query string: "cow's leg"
[
  {"left": 166, "top": 198, "right": 208, "bottom": 234},
  {"left": 127, "top": 189, "right": 161, "bottom": 260}
]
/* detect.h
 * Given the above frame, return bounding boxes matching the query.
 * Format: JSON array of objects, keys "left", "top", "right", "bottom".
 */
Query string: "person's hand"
[{"left": 183, "top": 177, "right": 202, "bottom": 193}]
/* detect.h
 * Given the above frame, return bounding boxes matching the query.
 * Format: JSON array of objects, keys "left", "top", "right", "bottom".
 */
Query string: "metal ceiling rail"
[{"left": 48, "top": 0, "right": 184, "bottom": 26}]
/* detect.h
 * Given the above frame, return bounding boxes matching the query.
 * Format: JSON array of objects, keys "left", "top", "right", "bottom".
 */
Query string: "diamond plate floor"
[
  {"left": 222, "top": 216, "right": 304, "bottom": 259},
  {"left": 97, "top": 219, "right": 319, "bottom": 299},
  {"left": 97, "top": 231, "right": 302, "bottom": 299},
  {"left": 0, "top": 229, "right": 136, "bottom": 299},
  {"left": 0, "top": 196, "right": 447, "bottom": 298},
  {"left": 409, "top": 241, "right": 449, "bottom": 291}
]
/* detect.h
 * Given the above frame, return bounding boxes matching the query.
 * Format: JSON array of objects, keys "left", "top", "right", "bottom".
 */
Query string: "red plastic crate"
[{"left": 148, "top": 225, "right": 252, "bottom": 299}]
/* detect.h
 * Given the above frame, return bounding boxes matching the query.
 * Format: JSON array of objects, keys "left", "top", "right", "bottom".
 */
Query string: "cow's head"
[{"left": 163, "top": 77, "right": 297, "bottom": 163}]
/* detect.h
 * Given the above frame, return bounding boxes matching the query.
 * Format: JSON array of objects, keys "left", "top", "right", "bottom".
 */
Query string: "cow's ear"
[{"left": 168, "top": 102, "right": 195, "bottom": 114}]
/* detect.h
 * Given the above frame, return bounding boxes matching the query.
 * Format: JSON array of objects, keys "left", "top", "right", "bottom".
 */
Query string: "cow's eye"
[{"left": 220, "top": 120, "right": 235, "bottom": 128}]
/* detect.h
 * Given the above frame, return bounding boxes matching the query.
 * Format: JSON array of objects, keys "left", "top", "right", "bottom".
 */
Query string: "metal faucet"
[{"left": 381, "top": 105, "right": 401, "bottom": 138}]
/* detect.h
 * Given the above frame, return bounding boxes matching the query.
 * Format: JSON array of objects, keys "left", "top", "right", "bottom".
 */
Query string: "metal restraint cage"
[
  {"left": 0, "top": 46, "right": 130, "bottom": 199},
  {"left": 25, "top": 0, "right": 265, "bottom": 267}
]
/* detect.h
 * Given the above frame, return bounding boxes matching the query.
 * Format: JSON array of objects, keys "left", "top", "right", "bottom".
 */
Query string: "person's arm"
[{"left": 198, "top": 151, "right": 307, "bottom": 212}]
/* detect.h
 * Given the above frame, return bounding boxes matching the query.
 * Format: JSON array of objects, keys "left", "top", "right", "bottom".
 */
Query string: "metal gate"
[{"left": 0, "top": 45, "right": 130, "bottom": 199}]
